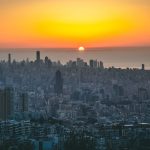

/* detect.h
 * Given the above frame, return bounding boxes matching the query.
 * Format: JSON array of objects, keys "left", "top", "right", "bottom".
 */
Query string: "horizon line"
[{"left": 0, "top": 46, "right": 150, "bottom": 50}]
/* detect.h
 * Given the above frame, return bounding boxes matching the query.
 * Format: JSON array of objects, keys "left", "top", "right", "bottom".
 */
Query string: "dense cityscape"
[{"left": 0, "top": 51, "right": 150, "bottom": 150}]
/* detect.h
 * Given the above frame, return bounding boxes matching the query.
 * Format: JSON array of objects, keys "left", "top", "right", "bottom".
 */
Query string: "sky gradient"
[{"left": 0, "top": 0, "right": 150, "bottom": 48}]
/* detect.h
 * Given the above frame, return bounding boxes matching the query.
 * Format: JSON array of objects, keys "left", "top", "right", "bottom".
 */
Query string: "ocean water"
[{"left": 0, "top": 47, "right": 150, "bottom": 69}]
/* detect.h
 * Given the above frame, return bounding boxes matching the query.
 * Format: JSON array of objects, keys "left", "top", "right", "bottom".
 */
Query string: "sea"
[{"left": 0, "top": 47, "right": 150, "bottom": 69}]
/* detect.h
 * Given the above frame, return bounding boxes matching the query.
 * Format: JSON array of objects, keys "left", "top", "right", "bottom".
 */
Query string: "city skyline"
[
  {"left": 1, "top": 1, "right": 150, "bottom": 149},
  {"left": 0, "top": 0, "right": 150, "bottom": 48},
  {"left": 1, "top": 48, "right": 150, "bottom": 69},
  {"left": 0, "top": 49, "right": 150, "bottom": 150}
]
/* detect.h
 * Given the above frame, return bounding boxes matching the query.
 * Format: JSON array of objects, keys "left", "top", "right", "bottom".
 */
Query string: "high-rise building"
[
  {"left": 138, "top": 88, "right": 148, "bottom": 101},
  {"left": 89, "top": 60, "right": 94, "bottom": 68},
  {"left": 20, "top": 93, "right": 28, "bottom": 112},
  {"left": 45, "top": 56, "right": 49, "bottom": 64},
  {"left": 142, "top": 64, "right": 145, "bottom": 70},
  {"left": 93, "top": 60, "right": 97, "bottom": 68},
  {"left": 0, "top": 87, "right": 14, "bottom": 120},
  {"left": 100, "top": 61, "right": 104, "bottom": 69},
  {"left": 8, "top": 53, "right": 11, "bottom": 65},
  {"left": 36, "top": 51, "right": 40, "bottom": 62},
  {"left": 89, "top": 59, "right": 98, "bottom": 68},
  {"left": 76, "top": 58, "right": 84, "bottom": 67},
  {"left": 54, "top": 70, "right": 63, "bottom": 95}
]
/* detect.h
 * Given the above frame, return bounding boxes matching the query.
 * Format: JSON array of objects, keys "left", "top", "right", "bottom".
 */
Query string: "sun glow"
[
  {"left": 0, "top": 0, "right": 150, "bottom": 48},
  {"left": 78, "top": 46, "right": 85, "bottom": 52}
]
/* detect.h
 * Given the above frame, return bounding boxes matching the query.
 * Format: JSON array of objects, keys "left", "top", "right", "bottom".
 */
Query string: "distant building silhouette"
[
  {"left": 0, "top": 87, "right": 14, "bottom": 120},
  {"left": 138, "top": 88, "right": 148, "bottom": 101},
  {"left": 100, "top": 61, "right": 104, "bottom": 69},
  {"left": 76, "top": 58, "right": 84, "bottom": 67},
  {"left": 36, "top": 51, "right": 40, "bottom": 62},
  {"left": 20, "top": 93, "right": 28, "bottom": 112},
  {"left": 93, "top": 60, "right": 97, "bottom": 68},
  {"left": 89, "top": 59, "right": 97, "bottom": 68},
  {"left": 142, "top": 64, "right": 145, "bottom": 70},
  {"left": 45, "top": 56, "right": 49, "bottom": 64},
  {"left": 89, "top": 60, "right": 94, "bottom": 68},
  {"left": 54, "top": 70, "right": 63, "bottom": 95},
  {"left": 45, "top": 56, "right": 52, "bottom": 67},
  {"left": 8, "top": 53, "right": 11, "bottom": 65}
]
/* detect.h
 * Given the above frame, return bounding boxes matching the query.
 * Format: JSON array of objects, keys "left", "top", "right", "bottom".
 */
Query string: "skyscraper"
[
  {"left": 138, "top": 88, "right": 148, "bottom": 101},
  {"left": 0, "top": 87, "right": 14, "bottom": 120},
  {"left": 8, "top": 53, "right": 11, "bottom": 65},
  {"left": 142, "top": 64, "right": 145, "bottom": 70},
  {"left": 89, "top": 59, "right": 98, "bottom": 68},
  {"left": 93, "top": 60, "right": 97, "bottom": 68},
  {"left": 100, "top": 61, "right": 104, "bottom": 69},
  {"left": 45, "top": 56, "right": 49, "bottom": 64},
  {"left": 54, "top": 70, "right": 63, "bottom": 95},
  {"left": 20, "top": 93, "right": 28, "bottom": 112},
  {"left": 89, "top": 60, "right": 94, "bottom": 68},
  {"left": 36, "top": 51, "right": 40, "bottom": 62}
]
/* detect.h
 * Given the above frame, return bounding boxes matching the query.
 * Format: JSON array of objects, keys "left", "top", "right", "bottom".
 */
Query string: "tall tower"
[
  {"left": 0, "top": 87, "right": 14, "bottom": 120},
  {"left": 36, "top": 51, "right": 40, "bottom": 62},
  {"left": 20, "top": 93, "right": 28, "bottom": 112},
  {"left": 100, "top": 61, "right": 104, "bottom": 69},
  {"left": 89, "top": 60, "right": 94, "bottom": 68},
  {"left": 142, "top": 64, "right": 145, "bottom": 70},
  {"left": 8, "top": 53, "right": 11, "bottom": 65},
  {"left": 54, "top": 70, "right": 63, "bottom": 95},
  {"left": 45, "top": 56, "right": 49, "bottom": 64}
]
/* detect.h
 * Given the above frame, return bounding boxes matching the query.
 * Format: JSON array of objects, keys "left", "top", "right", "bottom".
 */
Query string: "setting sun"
[{"left": 78, "top": 46, "right": 85, "bottom": 52}]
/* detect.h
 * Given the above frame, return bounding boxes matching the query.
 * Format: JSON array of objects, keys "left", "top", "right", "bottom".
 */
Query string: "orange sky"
[{"left": 0, "top": 0, "right": 150, "bottom": 48}]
